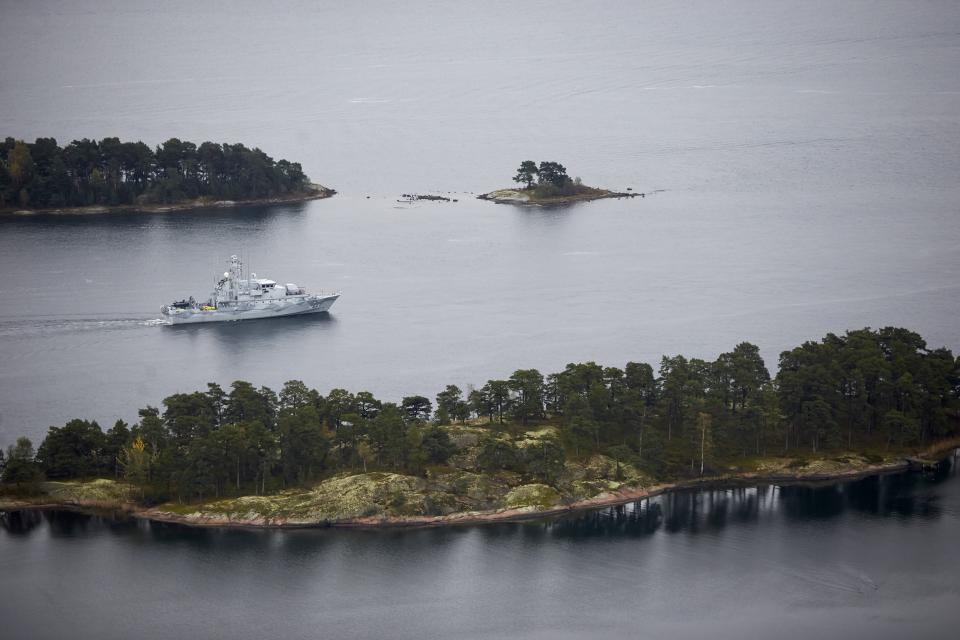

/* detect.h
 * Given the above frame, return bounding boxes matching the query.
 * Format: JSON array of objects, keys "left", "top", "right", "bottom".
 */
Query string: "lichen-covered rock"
[
  {"left": 422, "top": 490, "right": 460, "bottom": 516},
  {"left": 448, "top": 446, "right": 481, "bottom": 470},
  {"left": 447, "top": 431, "right": 512, "bottom": 471},
  {"left": 577, "top": 455, "right": 644, "bottom": 484},
  {"left": 40, "top": 479, "right": 135, "bottom": 505},
  {"left": 753, "top": 458, "right": 794, "bottom": 473},
  {"left": 566, "top": 479, "right": 626, "bottom": 501},
  {"left": 481, "top": 188, "right": 531, "bottom": 202},
  {"left": 513, "top": 428, "right": 560, "bottom": 454},
  {"left": 518, "top": 426, "right": 560, "bottom": 441},
  {"left": 585, "top": 455, "right": 616, "bottom": 479},
  {"left": 159, "top": 472, "right": 431, "bottom": 524},
  {"left": 504, "top": 484, "right": 561, "bottom": 510},
  {"left": 752, "top": 454, "right": 877, "bottom": 476},
  {"left": 558, "top": 460, "right": 587, "bottom": 484},
  {"left": 797, "top": 455, "right": 872, "bottom": 475},
  {"left": 555, "top": 454, "right": 649, "bottom": 501},
  {"left": 441, "top": 425, "right": 488, "bottom": 450},
  {"left": 429, "top": 470, "right": 520, "bottom": 510}
]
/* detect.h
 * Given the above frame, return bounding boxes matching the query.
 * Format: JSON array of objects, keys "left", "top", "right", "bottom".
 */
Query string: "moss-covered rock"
[
  {"left": 422, "top": 490, "right": 460, "bottom": 516},
  {"left": 151, "top": 466, "right": 550, "bottom": 525},
  {"left": 440, "top": 425, "right": 488, "bottom": 450},
  {"left": 40, "top": 479, "right": 135, "bottom": 505},
  {"left": 429, "top": 469, "right": 521, "bottom": 511},
  {"left": 481, "top": 188, "right": 531, "bottom": 203},
  {"left": 447, "top": 446, "right": 482, "bottom": 471},
  {"left": 519, "top": 426, "right": 560, "bottom": 441},
  {"left": 796, "top": 455, "right": 872, "bottom": 475},
  {"left": 561, "top": 455, "right": 639, "bottom": 482},
  {"left": 752, "top": 453, "right": 878, "bottom": 476},
  {"left": 566, "top": 479, "right": 624, "bottom": 501},
  {"left": 504, "top": 484, "right": 561, "bottom": 510},
  {"left": 156, "top": 472, "right": 431, "bottom": 524},
  {"left": 585, "top": 455, "right": 641, "bottom": 482}
]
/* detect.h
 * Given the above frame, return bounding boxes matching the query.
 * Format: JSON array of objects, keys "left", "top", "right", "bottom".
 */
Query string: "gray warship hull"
[{"left": 163, "top": 293, "right": 338, "bottom": 324}]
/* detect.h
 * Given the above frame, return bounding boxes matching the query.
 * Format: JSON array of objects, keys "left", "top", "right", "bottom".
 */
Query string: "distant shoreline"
[
  {"left": 0, "top": 183, "right": 335, "bottom": 216},
  {"left": 4, "top": 439, "right": 957, "bottom": 531}
]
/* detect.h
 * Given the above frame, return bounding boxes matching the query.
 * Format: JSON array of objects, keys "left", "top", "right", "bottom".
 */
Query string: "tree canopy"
[
  {"left": 513, "top": 160, "right": 538, "bottom": 188},
  {"left": 3, "top": 327, "right": 957, "bottom": 502},
  {"left": 508, "top": 159, "right": 591, "bottom": 198},
  {"left": 0, "top": 136, "right": 311, "bottom": 209}
]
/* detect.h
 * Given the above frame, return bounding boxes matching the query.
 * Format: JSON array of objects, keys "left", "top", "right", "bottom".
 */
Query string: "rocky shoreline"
[
  {"left": 4, "top": 439, "right": 957, "bottom": 531},
  {"left": 478, "top": 187, "right": 646, "bottom": 206},
  {"left": 0, "top": 183, "right": 335, "bottom": 216},
  {"left": 140, "top": 455, "right": 946, "bottom": 530}
]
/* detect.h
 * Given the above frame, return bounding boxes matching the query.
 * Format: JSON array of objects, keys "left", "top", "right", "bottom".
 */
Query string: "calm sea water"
[
  {"left": 1, "top": 0, "right": 958, "bottom": 445},
  {"left": 1, "top": 2, "right": 959, "bottom": 635},
  {"left": 2, "top": 459, "right": 959, "bottom": 639}
]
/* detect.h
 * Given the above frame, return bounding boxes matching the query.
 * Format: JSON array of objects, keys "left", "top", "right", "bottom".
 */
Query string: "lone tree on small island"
[{"left": 513, "top": 160, "right": 538, "bottom": 189}]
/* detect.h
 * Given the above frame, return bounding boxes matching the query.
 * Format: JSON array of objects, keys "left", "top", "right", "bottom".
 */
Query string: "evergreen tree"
[{"left": 0, "top": 136, "right": 311, "bottom": 209}]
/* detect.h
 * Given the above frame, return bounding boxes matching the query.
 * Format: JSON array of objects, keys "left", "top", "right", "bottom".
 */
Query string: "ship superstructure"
[{"left": 161, "top": 255, "right": 339, "bottom": 324}]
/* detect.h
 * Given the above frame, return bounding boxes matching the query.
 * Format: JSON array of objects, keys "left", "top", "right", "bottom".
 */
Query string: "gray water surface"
[
  {"left": 2, "top": 1, "right": 960, "bottom": 444},
  {"left": 1, "top": 190, "right": 957, "bottom": 444},
  {"left": 2, "top": 0, "right": 959, "bottom": 442}
]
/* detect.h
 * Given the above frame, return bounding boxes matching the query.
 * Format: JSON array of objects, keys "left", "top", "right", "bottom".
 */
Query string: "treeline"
[
  {"left": 0, "top": 136, "right": 310, "bottom": 209},
  {"left": 1, "top": 327, "right": 957, "bottom": 501}
]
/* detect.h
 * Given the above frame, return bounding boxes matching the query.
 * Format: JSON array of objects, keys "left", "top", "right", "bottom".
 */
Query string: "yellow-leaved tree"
[{"left": 119, "top": 437, "right": 155, "bottom": 498}]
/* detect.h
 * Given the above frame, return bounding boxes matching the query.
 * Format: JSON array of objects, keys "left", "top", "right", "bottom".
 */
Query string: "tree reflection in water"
[
  {"left": 0, "top": 509, "right": 44, "bottom": 536},
  {"left": 547, "top": 456, "right": 953, "bottom": 539}
]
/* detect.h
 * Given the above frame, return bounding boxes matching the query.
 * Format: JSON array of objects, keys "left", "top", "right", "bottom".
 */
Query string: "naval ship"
[{"left": 161, "top": 255, "right": 339, "bottom": 324}]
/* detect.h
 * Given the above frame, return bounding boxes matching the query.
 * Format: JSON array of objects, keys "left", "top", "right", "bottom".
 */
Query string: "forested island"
[
  {"left": 1, "top": 326, "right": 958, "bottom": 527},
  {"left": 0, "top": 136, "right": 333, "bottom": 213},
  {"left": 479, "top": 160, "right": 642, "bottom": 205}
]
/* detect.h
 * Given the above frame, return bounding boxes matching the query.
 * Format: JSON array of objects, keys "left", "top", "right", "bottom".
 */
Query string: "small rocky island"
[
  {"left": 479, "top": 160, "right": 644, "bottom": 205},
  {"left": 0, "top": 136, "right": 334, "bottom": 215}
]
